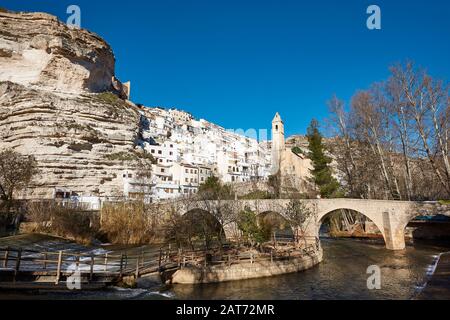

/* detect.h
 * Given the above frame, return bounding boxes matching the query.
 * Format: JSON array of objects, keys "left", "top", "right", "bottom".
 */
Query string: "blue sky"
[{"left": 3, "top": 0, "right": 450, "bottom": 137}]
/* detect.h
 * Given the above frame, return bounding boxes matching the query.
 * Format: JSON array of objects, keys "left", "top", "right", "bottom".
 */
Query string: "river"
[{"left": 1, "top": 235, "right": 448, "bottom": 300}]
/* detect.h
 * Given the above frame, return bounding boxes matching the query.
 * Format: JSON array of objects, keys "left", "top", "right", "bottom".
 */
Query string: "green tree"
[
  {"left": 306, "top": 119, "right": 340, "bottom": 198},
  {"left": 198, "top": 176, "right": 234, "bottom": 200},
  {"left": 237, "top": 207, "right": 268, "bottom": 247}
]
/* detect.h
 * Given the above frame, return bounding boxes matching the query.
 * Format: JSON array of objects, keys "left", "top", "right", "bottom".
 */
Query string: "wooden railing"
[
  {"left": 158, "top": 239, "right": 319, "bottom": 270},
  {"left": 0, "top": 246, "right": 162, "bottom": 284}
]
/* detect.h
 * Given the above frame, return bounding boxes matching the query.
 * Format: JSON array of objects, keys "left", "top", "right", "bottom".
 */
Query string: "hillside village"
[{"left": 124, "top": 107, "right": 312, "bottom": 202}]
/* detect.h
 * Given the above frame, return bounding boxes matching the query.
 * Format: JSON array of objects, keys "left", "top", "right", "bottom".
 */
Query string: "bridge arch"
[{"left": 317, "top": 208, "right": 386, "bottom": 244}]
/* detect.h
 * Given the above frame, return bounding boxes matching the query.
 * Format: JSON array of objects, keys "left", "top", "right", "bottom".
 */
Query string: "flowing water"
[{"left": 0, "top": 235, "right": 448, "bottom": 300}]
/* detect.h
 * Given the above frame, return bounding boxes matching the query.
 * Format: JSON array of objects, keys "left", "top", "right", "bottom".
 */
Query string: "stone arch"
[
  {"left": 315, "top": 206, "right": 387, "bottom": 245},
  {"left": 402, "top": 212, "right": 450, "bottom": 242},
  {"left": 317, "top": 208, "right": 385, "bottom": 244}
]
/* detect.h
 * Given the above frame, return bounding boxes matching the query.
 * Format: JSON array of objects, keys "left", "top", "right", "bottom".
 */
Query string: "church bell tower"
[{"left": 271, "top": 112, "right": 285, "bottom": 174}]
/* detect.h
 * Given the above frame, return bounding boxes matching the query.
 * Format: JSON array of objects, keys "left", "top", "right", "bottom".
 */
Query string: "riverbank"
[{"left": 416, "top": 251, "right": 450, "bottom": 300}]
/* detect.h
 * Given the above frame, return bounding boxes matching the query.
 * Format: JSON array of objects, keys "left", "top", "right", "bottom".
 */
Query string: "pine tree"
[{"left": 306, "top": 119, "right": 340, "bottom": 198}]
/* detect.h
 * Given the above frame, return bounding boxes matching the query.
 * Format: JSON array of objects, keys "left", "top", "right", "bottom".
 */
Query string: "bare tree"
[
  {"left": 0, "top": 149, "right": 39, "bottom": 201},
  {"left": 390, "top": 62, "right": 450, "bottom": 196}
]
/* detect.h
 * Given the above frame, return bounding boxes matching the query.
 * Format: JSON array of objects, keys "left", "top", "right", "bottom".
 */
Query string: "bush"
[
  {"left": 237, "top": 207, "right": 270, "bottom": 246},
  {"left": 105, "top": 151, "right": 156, "bottom": 163},
  {"left": 100, "top": 201, "right": 157, "bottom": 245}
]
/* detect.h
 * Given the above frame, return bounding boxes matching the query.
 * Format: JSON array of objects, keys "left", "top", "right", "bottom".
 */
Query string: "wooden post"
[
  {"left": 135, "top": 256, "right": 140, "bottom": 278},
  {"left": 178, "top": 248, "right": 182, "bottom": 267},
  {"left": 43, "top": 251, "right": 47, "bottom": 270},
  {"left": 14, "top": 248, "right": 22, "bottom": 279},
  {"left": 119, "top": 254, "right": 124, "bottom": 277},
  {"left": 158, "top": 249, "right": 162, "bottom": 269},
  {"left": 89, "top": 255, "right": 94, "bottom": 281},
  {"left": 141, "top": 250, "right": 144, "bottom": 267},
  {"left": 55, "top": 251, "right": 62, "bottom": 285},
  {"left": 271, "top": 251, "right": 273, "bottom": 263},
  {"left": 104, "top": 253, "right": 108, "bottom": 272},
  {"left": 228, "top": 254, "right": 231, "bottom": 267},
  {"left": 124, "top": 253, "right": 128, "bottom": 270},
  {"left": 3, "top": 247, "right": 9, "bottom": 268}
]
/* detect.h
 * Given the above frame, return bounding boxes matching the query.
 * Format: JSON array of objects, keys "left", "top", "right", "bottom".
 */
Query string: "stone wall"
[{"left": 168, "top": 249, "right": 323, "bottom": 284}]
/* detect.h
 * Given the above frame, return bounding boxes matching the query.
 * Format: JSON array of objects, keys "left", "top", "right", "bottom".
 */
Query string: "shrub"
[
  {"left": 105, "top": 151, "right": 156, "bottom": 163},
  {"left": 237, "top": 207, "right": 269, "bottom": 246}
]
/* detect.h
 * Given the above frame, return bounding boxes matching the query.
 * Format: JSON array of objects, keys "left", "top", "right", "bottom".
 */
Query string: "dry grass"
[
  {"left": 100, "top": 201, "right": 157, "bottom": 245},
  {"left": 26, "top": 201, "right": 98, "bottom": 245}
]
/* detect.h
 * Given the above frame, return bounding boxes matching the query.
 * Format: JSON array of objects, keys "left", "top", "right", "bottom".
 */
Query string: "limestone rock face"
[
  {"left": 0, "top": 11, "right": 115, "bottom": 94},
  {"left": 0, "top": 11, "right": 143, "bottom": 198},
  {"left": 0, "top": 81, "right": 141, "bottom": 198}
]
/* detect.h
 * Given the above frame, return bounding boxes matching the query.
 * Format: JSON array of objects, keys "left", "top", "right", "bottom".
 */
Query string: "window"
[
  {"left": 184, "top": 189, "right": 188, "bottom": 194},
  {"left": 194, "top": 179, "right": 198, "bottom": 183},
  {"left": 169, "top": 152, "right": 173, "bottom": 156},
  {"left": 128, "top": 174, "right": 132, "bottom": 178},
  {"left": 275, "top": 125, "right": 278, "bottom": 130},
  {"left": 201, "top": 177, "right": 204, "bottom": 182},
  {"left": 123, "top": 174, "right": 126, "bottom": 178},
  {"left": 170, "top": 144, "right": 173, "bottom": 148},
  {"left": 151, "top": 149, "right": 155, "bottom": 153},
  {"left": 200, "top": 169, "right": 203, "bottom": 174},
  {"left": 158, "top": 150, "right": 162, "bottom": 155},
  {"left": 185, "top": 178, "right": 189, "bottom": 183},
  {"left": 194, "top": 170, "right": 197, "bottom": 174},
  {"left": 185, "top": 169, "right": 189, "bottom": 173},
  {"left": 190, "top": 178, "right": 194, "bottom": 183},
  {"left": 161, "top": 168, "right": 165, "bottom": 173}
]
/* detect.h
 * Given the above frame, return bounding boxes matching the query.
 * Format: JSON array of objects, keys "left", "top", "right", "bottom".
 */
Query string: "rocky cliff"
[
  {"left": 0, "top": 11, "right": 114, "bottom": 94},
  {"left": 0, "top": 10, "right": 145, "bottom": 198}
]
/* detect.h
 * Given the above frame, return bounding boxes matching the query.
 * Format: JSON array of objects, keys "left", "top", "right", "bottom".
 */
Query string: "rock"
[
  {"left": 0, "top": 11, "right": 115, "bottom": 94},
  {"left": 0, "top": 10, "right": 145, "bottom": 198}
]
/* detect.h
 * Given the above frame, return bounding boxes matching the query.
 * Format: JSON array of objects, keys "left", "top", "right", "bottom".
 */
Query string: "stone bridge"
[{"left": 156, "top": 199, "right": 450, "bottom": 251}]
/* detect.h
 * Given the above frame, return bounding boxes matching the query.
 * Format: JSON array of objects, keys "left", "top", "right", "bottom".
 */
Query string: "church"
[{"left": 271, "top": 113, "right": 312, "bottom": 193}]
